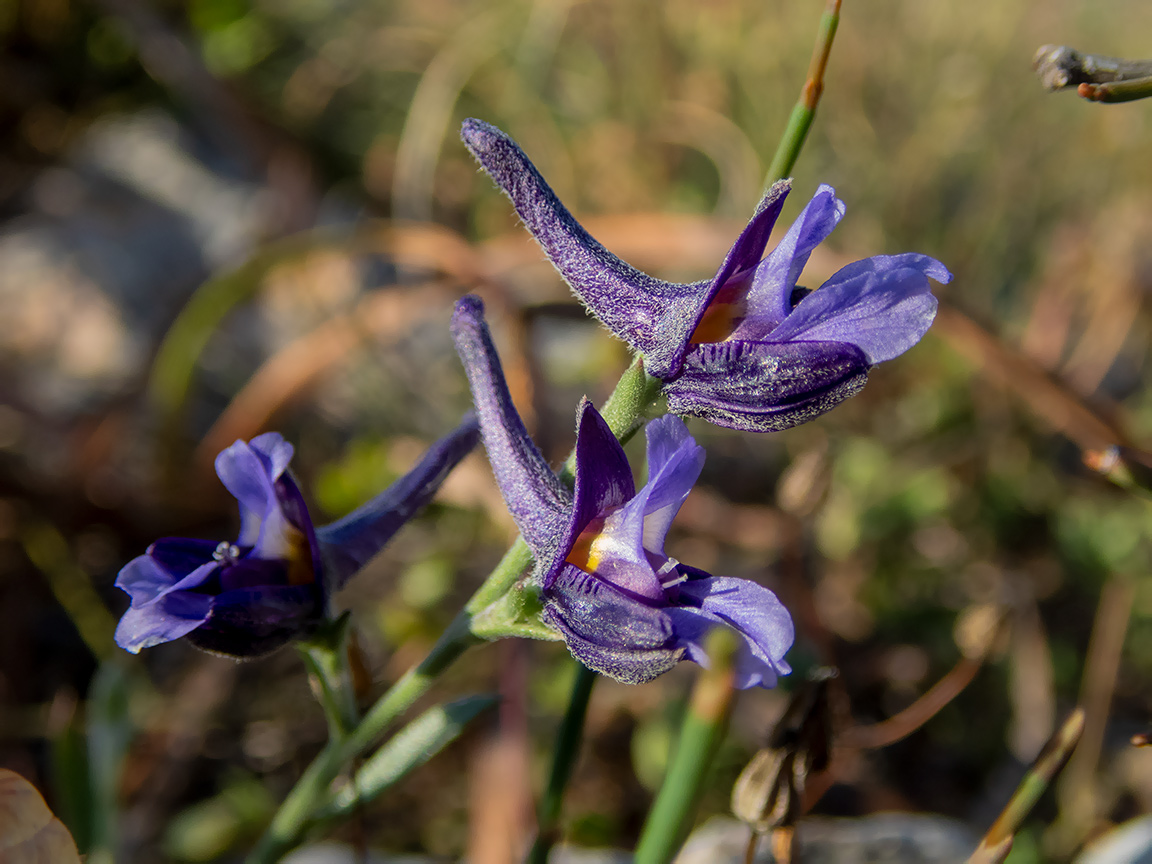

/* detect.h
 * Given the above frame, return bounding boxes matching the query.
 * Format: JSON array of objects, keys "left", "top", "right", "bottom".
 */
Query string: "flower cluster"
[{"left": 114, "top": 117, "right": 949, "bottom": 692}]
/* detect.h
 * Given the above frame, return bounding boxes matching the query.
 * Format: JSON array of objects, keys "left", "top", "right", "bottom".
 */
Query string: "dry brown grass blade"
[{"left": 932, "top": 302, "right": 1132, "bottom": 453}]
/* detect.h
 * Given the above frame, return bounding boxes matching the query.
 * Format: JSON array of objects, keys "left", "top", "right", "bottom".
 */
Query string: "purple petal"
[
  {"left": 542, "top": 563, "right": 683, "bottom": 684},
  {"left": 185, "top": 584, "right": 321, "bottom": 658},
  {"left": 216, "top": 557, "right": 291, "bottom": 592},
  {"left": 766, "top": 254, "right": 951, "bottom": 363},
  {"left": 636, "top": 415, "right": 704, "bottom": 554},
  {"left": 146, "top": 538, "right": 221, "bottom": 578},
  {"left": 672, "top": 575, "right": 794, "bottom": 689},
  {"left": 569, "top": 414, "right": 704, "bottom": 602},
  {"left": 316, "top": 414, "right": 481, "bottom": 590},
  {"left": 461, "top": 119, "right": 706, "bottom": 380},
  {"left": 543, "top": 401, "right": 639, "bottom": 591},
  {"left": 115, "top": 552, "right": 218, "bottom": 606},
  {"left": 733, "top": 184, "right": 846, "bottom": 340},
  {"left": 114, "top": 590, "right": 214, "bottom": 654},
  {"left": 665, "top": 340, "right": 869, "bottom": 433},
  {"left": 214, "top": 436, "right": 297, "bottom": 556},
  {"left": 450, "top": 296, "right": 570, "bottom": 556}
]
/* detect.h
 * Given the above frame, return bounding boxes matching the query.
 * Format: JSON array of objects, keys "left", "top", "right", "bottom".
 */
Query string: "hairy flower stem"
[
  {"left": 527, "top": 663, "right": 598, "bottom": 864},
  {"left": 633, "top": 630, "right": 739, "bottom": 864},
  {"left": 765, "top": 0, "right": 841, "bottom": 185},
  {"left": 299, "top": 623, "right": 360, "bottom": 741},
  {"left": 248, "top": 356, "right": 663, "bottom": 863}
]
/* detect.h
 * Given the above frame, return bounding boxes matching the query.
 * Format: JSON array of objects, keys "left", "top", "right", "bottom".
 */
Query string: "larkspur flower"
[
  {"left": 114, "top": 419, "right": 479, "bottom": 657},
  {"left": 460, "top": 119, "right": 952, "bottom": 432},
  {"left": 452, "top": 295, "right": 793, "bottom": 686}
]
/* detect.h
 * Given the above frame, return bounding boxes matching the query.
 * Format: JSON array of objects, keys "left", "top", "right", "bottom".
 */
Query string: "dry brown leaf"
[{"left": 0, "top": 768, "right": 82, "bottom": 864}]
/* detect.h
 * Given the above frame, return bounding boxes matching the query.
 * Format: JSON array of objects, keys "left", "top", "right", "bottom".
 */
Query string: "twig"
[
  {"left": 842, "top": 655, "right": 983, "bottom": 750},
  {"left": 1033, "top": 45, "right": 1152, "bottom": 90},
  {"left": 969, "top": 709, "right": 1085, "bottom": 864},
  {"left": 1033, "top": 45, "right": 1152, "bottom": 103}
]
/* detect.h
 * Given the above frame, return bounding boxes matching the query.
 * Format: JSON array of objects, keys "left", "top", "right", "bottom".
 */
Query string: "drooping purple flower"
[
  {"left": 460, "top": 119, "right": 952, "bottom": 432},
  {"left": 114, "top": 419, "right": 479, "bottom": 657},
  {"left": 452, "top": 295, "right": 793, "bottom": 687}
]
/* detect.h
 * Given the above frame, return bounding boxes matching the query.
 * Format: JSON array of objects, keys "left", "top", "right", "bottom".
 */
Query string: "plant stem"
[
  {"left": 527, "top": 663, "right": 598, "bottom": 864},
  {"left": 633, "top": 630, "right": 739, "bottom": 864},
  {"left": 247, "top": 613, "right": 482, "bottom": 863},
  {"left": 298, "top": 614, "right": 359, "bottom": 741},
  {"left": 765, "top": 0, "right": 841, "bottom": 185}
]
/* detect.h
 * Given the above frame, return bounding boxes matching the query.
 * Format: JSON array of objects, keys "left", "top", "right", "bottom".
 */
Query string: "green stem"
[
  {"left": 634, "top": 631, "right": 739, "bottom": 864},
  {"left": 298, "top": 614, "right": 359, "bottom": 741},
  {"left": 527, "top": 664, "right": 598, "bottom": 864},
  {"left": 1079, "top": 76, "right": 1152, "bottom": 103},
  {"left": 247, "top": 614, "right": 482, "bottom": 863},
  {"left": 765, "top": 0, "right": 841, "bottom": 185}
]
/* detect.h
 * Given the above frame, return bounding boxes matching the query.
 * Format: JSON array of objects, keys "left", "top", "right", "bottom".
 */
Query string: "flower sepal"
[{"left": 469, "top": 582, "right": 564, "bottom": 642}]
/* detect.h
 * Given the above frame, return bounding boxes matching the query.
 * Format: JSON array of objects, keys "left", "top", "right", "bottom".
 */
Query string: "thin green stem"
[
  {"left": 765, "top": 0, "right": 841, "bottom": 185},
  {"left": 634, "top": 631, "right": 739, "bottom": 864},
  {"left": 247, "top": 614, "right": 482, "bottom": 863},
  {"left": 527, "top": 663, "right": 598, "bottom": 864},
  {"left": 298, "top": 614, "right": 359, "bottom": 741},
  {"left": 1078, "top": 76, "right": 1152, "bottom": 103}
]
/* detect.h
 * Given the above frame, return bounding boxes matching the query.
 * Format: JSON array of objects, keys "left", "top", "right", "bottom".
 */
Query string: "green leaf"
[{"left": 316, "top": 695, "right": 497, "bottom": 819}]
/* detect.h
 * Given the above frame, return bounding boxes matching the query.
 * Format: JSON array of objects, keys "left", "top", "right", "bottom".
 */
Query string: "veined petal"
[
  {"left": 114, "top": 590, "right": 214, "bottom": 654},
  {"left": 767, "top": 254, "right": 951, "bottom": 363},
  {"left": 462, "top": 119, "right": 708, "bottom": 380},
  {"left": 672, "top": 575, "right": 794, "bottom": 689},
  {"left": 186, "top": 584, "right": 320, "bottom": 658},
  {"left": 451, "top": 296, "right": 570, "bottom": 556},
  {"left": 316, "top": 414, "right": 481, "bottom": 589},
  {"left": 542, "top": 563, "right": 683, "bottom": 684},
  {"left": 733, "top": 184, "right": 846, "bottom": 340},
  {"left": 637, "top": 415, "right": 704, "bottom": 554},
  {"left": 215, "top": 435, "right": 293, "bottom": 548},
  {"left": 665, "top": 340, "right": 869, "bottom": 433}
]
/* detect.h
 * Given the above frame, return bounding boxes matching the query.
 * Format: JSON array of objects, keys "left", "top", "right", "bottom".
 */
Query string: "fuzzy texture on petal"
[
  {"left": 542, "top": 563, "right": 683, "bottom": 684},
  {"left": 665, "top": 340, "right": 870, "bottom": 433},
  {"left": 461, "top": 120, "right": 791, "bottom": 379},
  {"left": 451, "top": 295, "right": 571, "bottom": 558},
  {"left": 115, "top": 423, "right": 476, "bottom": 657}
]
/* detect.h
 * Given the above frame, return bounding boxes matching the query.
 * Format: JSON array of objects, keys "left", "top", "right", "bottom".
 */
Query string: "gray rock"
[
  {"left": 677, "top": 814, "right": 978, "bottom": 864},
  {"left": 1076, "top": 817, "right": 1152, "bottom": 864}
]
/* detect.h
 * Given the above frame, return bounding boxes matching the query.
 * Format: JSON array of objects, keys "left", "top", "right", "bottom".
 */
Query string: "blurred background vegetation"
[{"left": 1, "top": 0, "right": 1151, "bottom": 860}]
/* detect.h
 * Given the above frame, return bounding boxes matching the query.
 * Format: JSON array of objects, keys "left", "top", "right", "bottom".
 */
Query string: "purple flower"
[
  {"left": 114, "top": 420, "right": 479, "bottom": 657},
  {"left": 452, "top": 296, "right": 793, "bottom": 687},
  {"left": 460, "top": 119, "right": 952, "bottom": 432}
]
